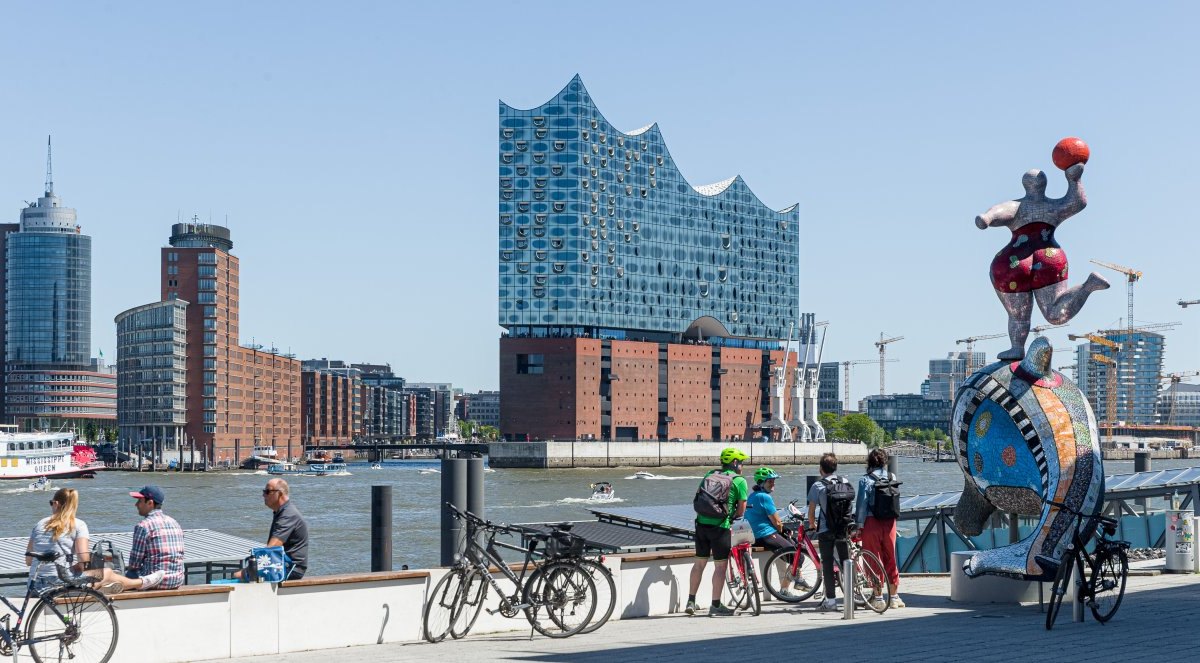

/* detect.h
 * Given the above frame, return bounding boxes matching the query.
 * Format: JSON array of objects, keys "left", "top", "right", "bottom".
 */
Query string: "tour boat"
[
  {"left": 0, "top": 429, "right": 106, "bottom": 481},
  {"left": 267, "top": 461, "right": 350, "bottom": 477}
]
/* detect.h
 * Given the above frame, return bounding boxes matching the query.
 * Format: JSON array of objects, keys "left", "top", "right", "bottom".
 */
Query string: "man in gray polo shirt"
[{"left": 263, "top": 478, "right": 309, "bottom": 580}]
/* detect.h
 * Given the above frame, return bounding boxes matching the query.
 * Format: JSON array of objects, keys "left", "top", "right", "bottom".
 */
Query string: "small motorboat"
[
  {"left": 332, "top": 453, "right": 345, "bottom": 464},
  {"left": 370, "top": 463, "right": 383, "bottom": 470},
  {"left": 28, "top": 476, "right": 51, "bottom": 491},
  {"left": 590, "top": 481, "right": 616, "bottom": 501},
  {"left": 632, "top": 471, "right": 657, "bottom": 479}
]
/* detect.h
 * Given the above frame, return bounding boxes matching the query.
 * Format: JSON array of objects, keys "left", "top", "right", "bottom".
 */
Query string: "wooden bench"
[
  {"left": 107, "top": 585, "right": 233, "bottom": 602},
  {"left": 280, "top": 570, "right": 429, "bottom": 588}
]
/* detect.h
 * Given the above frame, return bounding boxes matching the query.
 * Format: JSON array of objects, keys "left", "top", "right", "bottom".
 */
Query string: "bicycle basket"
[{"left": 546, "top": 531, "right": 586, "bottom": 558}]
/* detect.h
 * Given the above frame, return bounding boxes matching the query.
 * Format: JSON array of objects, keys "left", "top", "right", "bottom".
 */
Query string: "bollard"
[
  {"left": 1135, "top": 451, "right": 1151, "bottom": 512},
  {"left": 1009, "top": 512, "right": 1020, "bottom": 544},
  {"left": 467, "top": 455, "right": 486, "bottom": 548},
  {"left": 887, "top": 455, "right": 898, "bottom": 478},
  {"left": 440, "top": 457, "right": 468, "bottom": 567},
  {"left": 371, "top": 485, "right": 393, "bottom": 572},
  {"left": 842, "top": 558, "right": 854, "bottom": 620},
  {"left": 806, "top": 475, "right": 818, "bottom": 495}
]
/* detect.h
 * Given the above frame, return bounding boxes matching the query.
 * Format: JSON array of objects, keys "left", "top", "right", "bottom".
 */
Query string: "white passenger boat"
[
  {"left": 267, "top": 461, "right": 350, "bottom": 477},
  {"left": 590, "top": 481, "right": 616, "bottom": 501},
  {"left": 0, "top": 428, "right": 105, "bottom": 481}
]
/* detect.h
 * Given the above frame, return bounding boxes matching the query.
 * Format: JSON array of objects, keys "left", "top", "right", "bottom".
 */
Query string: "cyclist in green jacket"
[{"left": 686, "top": 447, "right": 749, "bottom": 617}]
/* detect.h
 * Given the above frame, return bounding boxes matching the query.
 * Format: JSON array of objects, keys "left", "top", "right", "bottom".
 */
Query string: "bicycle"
[
  {"left": 761, "top": 500, "right": 890, "bottom": 613},
  {"left": 0, "top": 551, "right": 119, "bottom": 663},
  {"left": 1044, "top": 499, "right": 1130, "bottom": 630},
  {"left": 722, "top": 524, "right": 761, "bottom": 615},
  {"left": 422, "top": 503, "right": 598, "bottom": 643},
  {"left": 527, "top": 531, "right": 615, "bottom": 635}
]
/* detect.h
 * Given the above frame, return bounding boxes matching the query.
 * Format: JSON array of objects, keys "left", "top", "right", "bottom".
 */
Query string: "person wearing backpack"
[
  {"left": 856, "top": 448, "right": 905, "bottom": 609},
  {"left": 685, "top": 447, "right": 749, "bottom": 617},
  {"left": 806, "top": 452, "right": 855, "bottom": 611}
]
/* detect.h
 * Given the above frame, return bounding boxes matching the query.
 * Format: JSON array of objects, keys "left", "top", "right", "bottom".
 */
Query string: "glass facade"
[
  {"left": 499, "top": 76, "right": 799, "bottom": 341},
  {"left": 6, "top": 232, "right": 91, "bottom": 367},
  {"left": 1074, "top": 330, "right": 1165, "bottom": 425}
]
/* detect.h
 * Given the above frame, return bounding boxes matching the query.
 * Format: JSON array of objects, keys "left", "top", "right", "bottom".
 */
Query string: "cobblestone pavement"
[{"left": 216, "top": 573, "right": 1200, "bottom": 663}]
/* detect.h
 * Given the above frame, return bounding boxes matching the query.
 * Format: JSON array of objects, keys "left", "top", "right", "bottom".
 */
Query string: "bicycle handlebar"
[{"left": 444, "top": 501, "right": 522, "bottom": 534}]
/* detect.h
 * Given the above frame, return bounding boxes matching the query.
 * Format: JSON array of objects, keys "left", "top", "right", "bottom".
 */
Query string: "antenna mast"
[{"left": 45, "top": 136, "right": 54, "bottom": 196}]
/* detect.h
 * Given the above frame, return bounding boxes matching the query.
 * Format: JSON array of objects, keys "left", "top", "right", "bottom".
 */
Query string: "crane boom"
[
  {"left": 840, "top": 359, "right": 895, "bottom": 413},
  {"left": 1090, "top": 259, "right": 1142, "bottom": 329},
  {"left": 1180, "top": 299, "right": 1200, "bottom": 308},
  {"left": 874, "top": 333, "right": 904, "bottom": 395}
]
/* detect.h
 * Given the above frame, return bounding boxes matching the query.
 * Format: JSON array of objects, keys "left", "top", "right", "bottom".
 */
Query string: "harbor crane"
[
  {"left": 1090, "top": 259, "right": 1142, "bottom": 329},
  {"left": 874, "top": 333, "right": 904, "bottom": 395},
  {"left": 1162, "top": 371, "right": 1200, "bottom": 425},
  {"left": 840, "top": 359, "right": 896, "bottom": 413},
  {"left": 1180, "top": 299, "right": 1200, "bottom": 308}
]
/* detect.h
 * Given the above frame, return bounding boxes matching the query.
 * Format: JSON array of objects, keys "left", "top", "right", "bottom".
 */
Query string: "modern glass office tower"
[
  {"left": 1075, "top": 330, "right": 1165, "bottom": 425},
  {"left": 4, "top": 145, "right": 116, "bottom": 429},
  {"left": 499, "top": 75, "right": 798, "bottom": 343},
  {"left": 499, "top": 77, "right": 804, "bottom": 442}
]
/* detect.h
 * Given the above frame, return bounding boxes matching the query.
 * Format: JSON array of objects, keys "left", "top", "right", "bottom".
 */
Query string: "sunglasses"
[{"left": 262, "top": 489, "right": 279, "bottom": 495}]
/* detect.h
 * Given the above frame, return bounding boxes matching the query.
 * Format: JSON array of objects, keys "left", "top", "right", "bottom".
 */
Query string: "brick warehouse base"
[{"left": 488, "top": 440, "right": 868, "bottom": 468}]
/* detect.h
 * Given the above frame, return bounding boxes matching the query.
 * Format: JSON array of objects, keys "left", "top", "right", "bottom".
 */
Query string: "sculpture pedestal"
[{"left": 949, "top": 551, "right": 1041, "bottom": 603}]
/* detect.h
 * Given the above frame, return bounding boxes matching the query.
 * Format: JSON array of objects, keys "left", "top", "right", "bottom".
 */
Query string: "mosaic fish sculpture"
[{"left": 952, "top": 337, "right": 1104, "bottom": 579}]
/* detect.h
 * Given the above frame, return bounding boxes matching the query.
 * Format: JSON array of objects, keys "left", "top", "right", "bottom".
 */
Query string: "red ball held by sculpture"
[{"left": 1052, "top": 137, "right": 1089, "bottom": 171}]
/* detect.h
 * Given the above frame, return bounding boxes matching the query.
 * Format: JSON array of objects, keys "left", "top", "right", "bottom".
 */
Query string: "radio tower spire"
[{"left": 44, "top": 135, "right": 54, "bottom": 196}]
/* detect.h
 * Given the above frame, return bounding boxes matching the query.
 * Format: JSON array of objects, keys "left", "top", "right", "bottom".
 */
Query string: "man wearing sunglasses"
[{"left": 261, "top": 479, "right": 308, "bottom": 580}]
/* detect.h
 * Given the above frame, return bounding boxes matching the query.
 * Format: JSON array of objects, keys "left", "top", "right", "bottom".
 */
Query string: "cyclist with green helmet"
[
  {"left": 746, "top": 467, "right": 792, "bottom": 552},
  {"left": 686, "top": 447, "right": 749, "bottom": 617}
]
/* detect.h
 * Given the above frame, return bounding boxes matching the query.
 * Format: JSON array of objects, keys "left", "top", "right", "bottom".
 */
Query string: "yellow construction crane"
[
  {"left": 955, "top": 333, "right": 1005, "bottom": 373},
  {"left": 874, "top": 333, "right": 904, "bottom": 395},
  {"left": 840, "top": 359, "right": 896, "bottom": 413},
  {"left": 1161, "top": 371, "right": 1200, "bottom": 425},
  {"left": 1090, "top": 259, "right": 1142, "bottom": 329}
]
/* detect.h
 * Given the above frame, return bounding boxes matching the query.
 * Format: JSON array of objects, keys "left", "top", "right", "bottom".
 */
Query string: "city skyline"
[{"left": 2, "top": 2, "right": 1198, "bottom": 408}]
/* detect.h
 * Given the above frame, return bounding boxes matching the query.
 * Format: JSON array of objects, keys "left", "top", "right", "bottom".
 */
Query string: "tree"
[
  {"left": 83, "top": 420, "right": 98, "bottom": 443},
  {"left": 841, "top": 413, "right": 880, "bottom": 445},
  {"left": 818, "top": 411, "right": 844, "bottom": 441}
]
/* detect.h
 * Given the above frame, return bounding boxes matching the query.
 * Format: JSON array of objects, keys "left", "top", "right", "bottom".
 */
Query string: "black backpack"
[
  {"left": 822, "top": 477, "right": 856, "bottom": 538},
  {"left": 694, "top": 470, "right": 734, "bottom": 520},
  {"left": 869, "top": 471, "right": 902, "bottom": 520}
]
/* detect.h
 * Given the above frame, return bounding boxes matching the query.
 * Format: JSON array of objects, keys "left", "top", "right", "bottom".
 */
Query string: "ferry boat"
[
  {"left": 0, "top": 429, "right": 106, "bottom": 481},
  {"left": 267, "top": 461, "right": 349, "bottom": 477}
]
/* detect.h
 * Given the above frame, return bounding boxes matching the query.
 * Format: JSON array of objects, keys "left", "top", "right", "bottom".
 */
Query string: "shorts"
[
  {"left": 753, "top": 532, "right": 795, "bottom": 552},
  {"left": 694, "top": 522, "right": 732, "bottom": 561}
]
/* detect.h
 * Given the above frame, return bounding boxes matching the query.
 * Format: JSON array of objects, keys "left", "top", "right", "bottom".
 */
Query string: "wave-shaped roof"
[{"left": 501, "top": 75, "right": 797, "bottom": 215}]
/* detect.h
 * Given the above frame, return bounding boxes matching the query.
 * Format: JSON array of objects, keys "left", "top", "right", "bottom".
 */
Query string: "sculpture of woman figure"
[{"left": 976, "top": 162, "right": 1109, "bottom": 360}]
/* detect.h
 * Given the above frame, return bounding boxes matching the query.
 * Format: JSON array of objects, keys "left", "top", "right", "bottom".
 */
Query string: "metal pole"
[
  {"left": 1009, "top": 512, "right": 1020, "bottom": 544},
  {"left": 887, "top": 455, "right": 898, "bottom": 478},
  {"left": 440, "top": 456, "right": 468, "bottom": 567},
  {"left": 842, "top": 557, "right": 854, "bottom": 620},
  {"left": 371, "top": 485, "right": 393, "bottom": 572},
  {"left": 1135, "top": 451, "right": 1150, "bottom": 512},
  {"left": 467, "top": 456, "right": 485, "bottom": 523}
]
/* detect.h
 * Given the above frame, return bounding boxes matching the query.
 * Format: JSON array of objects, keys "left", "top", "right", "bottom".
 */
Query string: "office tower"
[
  {"left": 498, "top": 76, "right": 801, "bottom": 442},
  {"left": 1075, "top": 330, "right": 1165, "bottom": 425}
]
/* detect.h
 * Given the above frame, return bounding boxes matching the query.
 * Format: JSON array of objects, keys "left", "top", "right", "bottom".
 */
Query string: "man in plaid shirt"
[{"left": 89, "top": 485, "right": 185, "bottom": 593}]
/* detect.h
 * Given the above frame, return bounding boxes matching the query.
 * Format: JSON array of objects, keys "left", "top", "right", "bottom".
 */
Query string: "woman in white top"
[{"left": 25, "top": 487, "right": 91, "bottom": 591}]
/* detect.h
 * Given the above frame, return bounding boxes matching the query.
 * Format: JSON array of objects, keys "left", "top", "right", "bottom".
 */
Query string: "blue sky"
[{"left": 2, "top": 1, "right": 1197, "bottom": 407}]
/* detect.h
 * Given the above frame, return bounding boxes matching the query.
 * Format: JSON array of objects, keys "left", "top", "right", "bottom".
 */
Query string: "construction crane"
[
  {"left": 1161, "top": 371, "right": 1200, "bottom": 425},
  {"left": 1031, "top": 323, "right": 1067, "bottom": 335},
  {"left": 874, "top": 333, "right": 904, "bottom": 395},
  {"left": 1090, "top": 259, "right": 1142, "bottom": 329},
  {"left": 840, "top": 359, "right": 896, "bottom": 413},
  {"left": 1179, "top": 299, "right": 1200, "bottom": 308},
  {"left": 955, "top": 333, "right": 1006, "bottom": 373}
]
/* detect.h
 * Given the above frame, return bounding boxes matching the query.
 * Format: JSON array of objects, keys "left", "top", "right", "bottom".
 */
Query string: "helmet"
[
  {"left": 754, "top": 467, "right": 779, "bottom": 484},
  {"left": 719, "top": 447, "right": 749, "bottom": 465}
]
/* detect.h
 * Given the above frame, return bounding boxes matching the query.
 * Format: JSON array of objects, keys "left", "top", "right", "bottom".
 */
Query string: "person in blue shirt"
[{"left": 745, "top": 467, "right": 790, "bottom": 551}]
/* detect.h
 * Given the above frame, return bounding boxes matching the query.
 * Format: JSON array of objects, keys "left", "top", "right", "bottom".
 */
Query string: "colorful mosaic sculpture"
[
  {"left": 976, "top": 143, "right": 1109, "bottom": 361},
  {"left": 953, "top": 328, "right": 1104, "bottom": 580}
]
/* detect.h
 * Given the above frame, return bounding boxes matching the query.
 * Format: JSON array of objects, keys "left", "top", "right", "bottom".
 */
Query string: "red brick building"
[
  {"left": 301, "top": 362, "right": 363, "bottom": 444},
  {"left": 500, "top": 337, "right": 796, "bottom": 442}
]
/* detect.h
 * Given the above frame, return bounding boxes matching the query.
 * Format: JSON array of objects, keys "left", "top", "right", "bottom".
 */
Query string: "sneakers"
[
  {"left": 793, "top": 579, "right": 812, "bottom": 591},
  {"left": 819, "top": 598, "right": 841, "bottom": 612},
  {"left": 870, "top": 596, "right": 887, "bottom": 611},
  {"left": 776, "top": 589, "right": 796, "bottom": 600},
  {"left": 98, "top": 581, "right": 124, "bottom": 596},
  {"left": 684, "top": 600, "right": 699, "bottom": 616},
  {"left": 708, "top": 603, "right": 735, "bottom": 617},
  {"left": 139, "top": 570, "right": 165, "bottom": 591},
  {"left": 890, "top": 595, "right": 906, "bottom": 609}
]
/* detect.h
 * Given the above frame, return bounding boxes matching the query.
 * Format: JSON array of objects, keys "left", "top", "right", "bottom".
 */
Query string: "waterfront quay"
[{"left": 215, "top": 571, "right": 1200, "bottom": 663}]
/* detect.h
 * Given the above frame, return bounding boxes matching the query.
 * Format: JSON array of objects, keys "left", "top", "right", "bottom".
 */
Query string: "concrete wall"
[
  {"left": 489, "top": 440, "right": 868, "bottom": 468},
  {"left": 32, "top": 549, "right": 782, "bottom": 662}
]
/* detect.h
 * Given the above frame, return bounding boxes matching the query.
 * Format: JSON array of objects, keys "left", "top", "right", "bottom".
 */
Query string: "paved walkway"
[{"left": 217, "top": 572, "right": 1200, "bottom": 663}]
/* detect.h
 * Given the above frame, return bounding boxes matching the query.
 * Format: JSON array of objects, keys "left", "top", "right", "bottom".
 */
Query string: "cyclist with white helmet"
[{"left": 686, "top": 446, "right": 749, "bottom": 617}]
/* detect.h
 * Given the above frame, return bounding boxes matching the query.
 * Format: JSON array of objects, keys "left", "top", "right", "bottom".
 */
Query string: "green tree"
[
  {"left": 818, "top": 411, "right": 843, "bottom": 440},
  {"left": 83, "top": 420, "right": 98, "bottom": 443},
  {"left": 841, "top": 413, "right": 879, "bottom": 445}
]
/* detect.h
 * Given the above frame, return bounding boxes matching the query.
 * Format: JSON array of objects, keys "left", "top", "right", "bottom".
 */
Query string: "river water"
[{"left": 2, "top": 457, "right": 1196, "bottom": 574}]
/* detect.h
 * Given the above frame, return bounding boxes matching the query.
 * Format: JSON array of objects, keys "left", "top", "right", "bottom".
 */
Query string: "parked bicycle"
[
  {"left": 722, "top": 524, "right": 761, "bottom": 615},
  {"left": 0, "top": 551, "right": 119, "bottom": 663},
  {"left": 523, "top": 528, "right": 615, "bottom": 635},
  {"left": 1044, "top": 499, "right": 1130, "bottom": 630},
  {"left": 761, "top": 500, "right": 890, "bottom": 613},
  {"left": 422, "top": 503, "right": 598, "bottom": 643}
]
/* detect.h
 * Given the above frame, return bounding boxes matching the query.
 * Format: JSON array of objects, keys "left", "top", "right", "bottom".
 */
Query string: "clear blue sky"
[{"left": 2, "top": 1, "right": 1197, "bottom": 408}]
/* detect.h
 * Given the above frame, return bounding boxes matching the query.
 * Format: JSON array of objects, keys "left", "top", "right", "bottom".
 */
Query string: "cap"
[{"left": 130, "top": 485, "right": 166, "bottom": 505}]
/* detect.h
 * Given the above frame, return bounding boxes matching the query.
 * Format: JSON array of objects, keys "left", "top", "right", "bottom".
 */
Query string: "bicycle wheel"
[
  {"left": 577, "top": 559, "right": 616, "bottom": 634},
  {"left": 761, "top": 548, "right": 820, "bottom": 602},
  {"left": 424, "top": 569, "right": 466, "bottom": 643},
  {"left": 523, "top": 562, "right": 597, "bottom": 638},
  {"left": 722, "top": 554, "right": 749, "bottom": 611},
  {"left": 1088, "top": 546, "right": 1128, "bottom": 623},
  {"left": 451, "top": 569, "right": 488, "bottom": 639},
  {"left": 854, "top": 550, "right": 890, "bottom": 614},
  {"left": 25, "top": 587, "right": 117, "bottom": 663},
  {"left": 1045, "top": 552, "right": 1075, "bottom": 631},
  {"left": 741, "top": 549, "right": 761, "bottom": 616}
]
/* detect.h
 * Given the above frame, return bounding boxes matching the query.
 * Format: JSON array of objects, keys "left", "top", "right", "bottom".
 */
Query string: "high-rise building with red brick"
[{"left": 498, "top": 78, "right": 803, "bottom": 442}]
